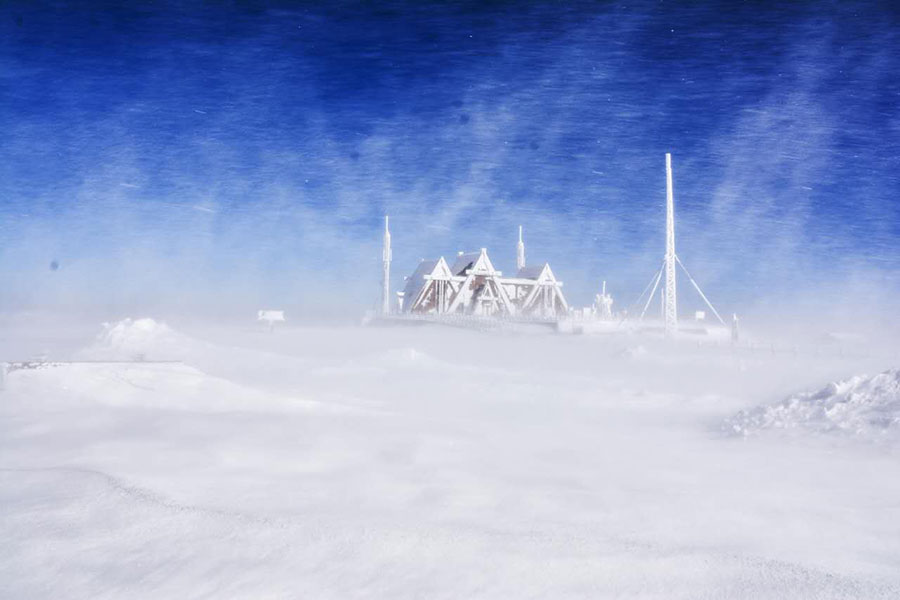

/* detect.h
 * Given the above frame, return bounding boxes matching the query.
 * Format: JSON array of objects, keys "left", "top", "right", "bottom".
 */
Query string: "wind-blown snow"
[
  {"left": 2, "top": 319, "right": 900, "bottom": 599},
  {"left": 726, "top": 369, "right": 900, "bottom": 440}
]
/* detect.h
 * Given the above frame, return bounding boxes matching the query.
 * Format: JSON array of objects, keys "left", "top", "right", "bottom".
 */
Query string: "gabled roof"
[
  {"left": 402, "top": 257, "right": 453, "bottom": 310},
  {"left": 451, "top": 248, "right": 497, "bottom": 276},
  {"left": 516, "top": 263, "right": 559, "bottom": 282},
  {"left": 450, "top": 252, "right": 481, "bottom": 276},
  {"left": 515, "top": 264, "right": 548, "bottom": 280},
  {"left": 402, "top": 259, "right": 439, "bottom": 308}
]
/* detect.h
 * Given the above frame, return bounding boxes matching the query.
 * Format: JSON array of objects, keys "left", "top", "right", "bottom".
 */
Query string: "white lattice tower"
[{"left": 664, "top": 153, "right": 678, "bottom": 335}]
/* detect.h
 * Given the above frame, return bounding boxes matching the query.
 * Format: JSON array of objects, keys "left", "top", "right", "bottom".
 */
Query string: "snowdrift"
[
  {"left": 74, "top": 318, "right": 319, "bottom": 389},
  {"left": 5, "top": 318, "right": 332, "bottom": 414},
  {"left": 726, "top": 369, "right": 900, "bottom": 440},
  {"left": 76, "top": 317, "right": 196, "bottom": 361},
  {"left": 3, "top": 361, "right": 318, "bottom": 413}
]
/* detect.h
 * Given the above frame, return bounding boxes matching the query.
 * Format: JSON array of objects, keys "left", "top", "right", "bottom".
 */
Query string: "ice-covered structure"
[
  {"left": 628, "top": 153, "right": 729, "bottom": 336},
  {"left": 377, "top": 153, "right": 730, "bottom": 332},
  {"left": 396, "top": 231, "right": 568, "bottom": 319}
]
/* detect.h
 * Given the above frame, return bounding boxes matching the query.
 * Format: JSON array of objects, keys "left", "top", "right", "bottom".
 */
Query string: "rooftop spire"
[
  {"left": 516, "top": 225, "right": 526, "bottom": 271},
  {"left": 382, "top": 215, "right": 392, "bottom": 315}
]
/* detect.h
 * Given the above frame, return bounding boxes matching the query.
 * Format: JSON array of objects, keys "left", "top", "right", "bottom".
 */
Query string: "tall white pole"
[
  {"left": 516, "top": 225, "right": 525, "bottom": 272},
  {"left": 382, "top": 215, "right": 392, "bottom": 315},
  {"left": 664, "top": 153, "right": 678, "bottom": 335}
]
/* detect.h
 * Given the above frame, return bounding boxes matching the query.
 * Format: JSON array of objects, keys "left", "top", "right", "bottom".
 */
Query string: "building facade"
[{"left": 401, "top": 247, "right": 568, "bottom": 319}]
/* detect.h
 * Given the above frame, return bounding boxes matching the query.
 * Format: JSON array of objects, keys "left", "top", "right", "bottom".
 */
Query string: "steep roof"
[
  {"left": 402, "top": 259, "right": 439, "bottom": 309},
  {"left": 450, "top": 252, "right": 481, "bottom": 276},
  {"left": 402, "top": 257, "right": 455, "bottom": 311},
  {"left": 515, "top": 264, "right": 549, "bottom": 280},
  {"left": 451, "top": 248, "right": 498, "bottom": 276}
]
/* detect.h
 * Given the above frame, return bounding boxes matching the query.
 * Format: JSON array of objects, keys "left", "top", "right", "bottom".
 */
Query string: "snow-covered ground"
[{"left": 2, "top": 317, "right": 900, "bottom": 598}]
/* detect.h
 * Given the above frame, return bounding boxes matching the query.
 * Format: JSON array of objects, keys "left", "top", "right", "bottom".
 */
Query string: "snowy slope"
[{"left": 2, "top": 318, "right": 900, "bottom": 599}]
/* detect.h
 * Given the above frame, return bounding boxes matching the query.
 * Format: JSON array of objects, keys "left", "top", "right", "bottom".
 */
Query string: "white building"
[{"left": 398, "top": 229, "right": 568, "bottom": 319}]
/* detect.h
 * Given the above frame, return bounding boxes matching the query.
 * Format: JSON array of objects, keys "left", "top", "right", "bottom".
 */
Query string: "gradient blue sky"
[{"left": 1, "top": 1, "right": 898, "bottom": 317}]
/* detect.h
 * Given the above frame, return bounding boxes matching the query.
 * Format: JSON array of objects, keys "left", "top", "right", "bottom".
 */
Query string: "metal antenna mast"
[
  {"left": 516, "top": 225, "right": 525, "bottom": 272},
  {"left": 628, "top": 153, "right": 727, "bottom": 333},
  {"left": 664, "top": 153, "right": 678, "bottom": 335},
  {"left": 382, "top": 215, "right": 392, "bottom": 315}
]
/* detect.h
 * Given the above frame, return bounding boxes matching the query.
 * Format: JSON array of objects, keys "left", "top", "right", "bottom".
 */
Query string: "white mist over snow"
[{"left": 2, "top": 317, "right": 900, "bottom": 598}]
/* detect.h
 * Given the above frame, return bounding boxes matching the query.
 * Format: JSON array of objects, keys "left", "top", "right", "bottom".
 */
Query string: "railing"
[{"left": 367, "top": 311, "right": 561, "bottom": 332}]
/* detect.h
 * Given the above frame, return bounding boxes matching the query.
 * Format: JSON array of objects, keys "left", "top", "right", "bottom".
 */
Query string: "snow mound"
[
  {"left": 377, "top": 347, "right": 440, "bottom": 366},
  {"left": 619, "top": 345, "right": 648, "bottom": 359},
  {"left": 726, "top": 369, "right": 900, "bottom": 439},
  {"left": 78, "top": 318, "right": 194, "bottom": 361}
]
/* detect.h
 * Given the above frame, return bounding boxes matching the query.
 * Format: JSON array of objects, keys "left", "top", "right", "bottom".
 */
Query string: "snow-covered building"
[
  {"left": 397, "top": 229, "right": 568, "bottom": 319},
  {"left": 505, "top": 262, "right": 568, "bottom": 318},
  {"left": 401, "top": 256, "right": 456, "bottom": 315},
  {"left": 376, "top": 154, "right": 731, "bottom": 332}
]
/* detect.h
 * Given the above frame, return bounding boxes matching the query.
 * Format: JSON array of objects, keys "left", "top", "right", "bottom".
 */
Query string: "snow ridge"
[
  {"left": 726, "top": 369, "right": 900, "bottom": 439},
  {"left": 77, "top": 318, "right": 193, "bottom": 361}
]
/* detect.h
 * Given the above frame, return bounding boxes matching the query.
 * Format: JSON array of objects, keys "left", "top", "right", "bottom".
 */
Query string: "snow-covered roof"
[
  {"left": 515, "top": 264, "right": 549, "bottom": 280},
  {"left": 402, "top": 259, "right": 439, "bottom": 309},
  {"left": 450, "top": 252, "right": 481, "bottom": 276}
]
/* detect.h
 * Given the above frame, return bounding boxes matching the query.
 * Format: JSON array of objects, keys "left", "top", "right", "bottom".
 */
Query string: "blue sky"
[{"left": 1, "top": 1, "right": 898, "bottom": 317}]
